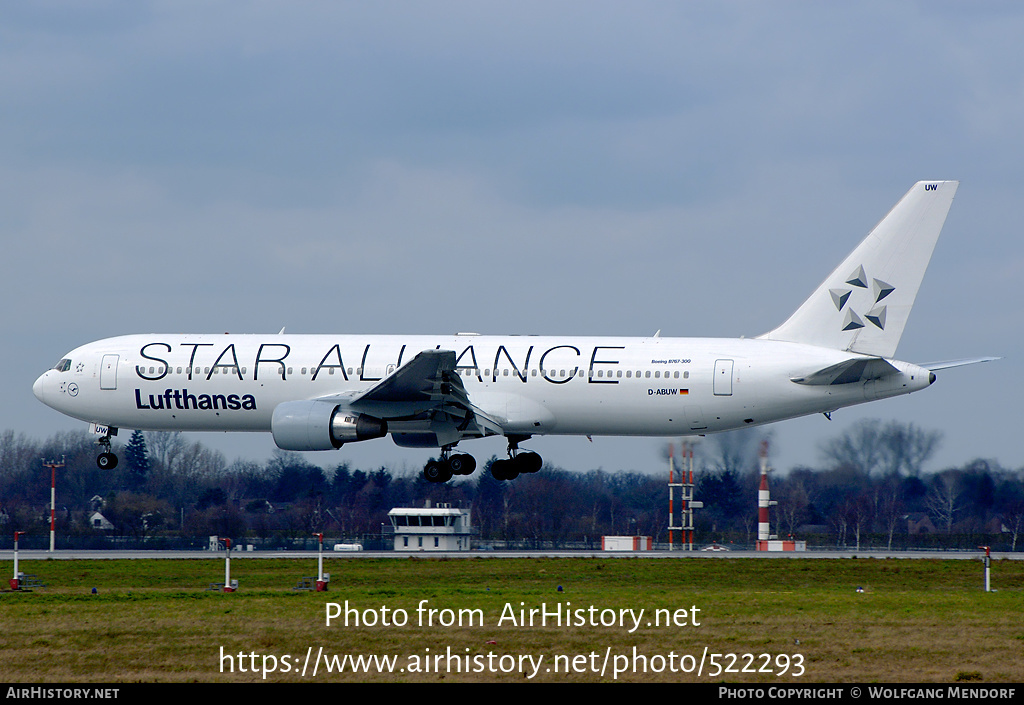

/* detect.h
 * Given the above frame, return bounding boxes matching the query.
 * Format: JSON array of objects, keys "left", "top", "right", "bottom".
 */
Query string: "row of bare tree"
[{"left": 0, "top": 421, "right": 1021, "bottom": 549}]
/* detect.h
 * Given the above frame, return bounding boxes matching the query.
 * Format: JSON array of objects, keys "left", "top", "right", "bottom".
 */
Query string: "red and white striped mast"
[
  {"left": 668, "top": 440, "right": 701, "bottom": 551},
  {"left": 756, "top": 440, "right": 776, "bottom": 549},
  {"left": 685, "top": 442, "right": 696, "bottom": 550},
  {"left": 668, "top": 443, "right": 676, "bottom": 549},
  {"left": 43, "top": 456, "right": 65, "bottom": 553}
]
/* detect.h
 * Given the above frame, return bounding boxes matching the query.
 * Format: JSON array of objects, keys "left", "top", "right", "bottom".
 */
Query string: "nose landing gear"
[{"left": 95, "top": 428, "right": 119, "bottom": 470}]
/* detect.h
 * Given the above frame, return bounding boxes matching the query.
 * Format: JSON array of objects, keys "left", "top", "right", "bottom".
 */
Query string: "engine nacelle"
[{"left": 271, "top": 400, "right": 387, "bottom": 451}]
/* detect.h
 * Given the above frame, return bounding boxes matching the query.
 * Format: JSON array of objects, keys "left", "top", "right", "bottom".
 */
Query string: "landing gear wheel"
[
  {"left": 491, "top": 459, "right": 518, "bottom": 481},
  {"left": 515, "top": 451, "right": 542, "bottom": 474},
  {"left": 423, "top": 459, "right": 453, "bottom": 483},
  {"left": 448, "top": 453, "right": 476, "bottom": 476},
  {"left": 95, "top": 427, "right": 119, "bottom": 471},
  {"left": 497, "top": 435, "right": 540, "bottom": 480}
]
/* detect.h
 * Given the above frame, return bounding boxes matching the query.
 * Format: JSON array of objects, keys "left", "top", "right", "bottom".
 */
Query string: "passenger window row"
[{"left": 138, "top": 365, "right": 691, "bottom": 380}]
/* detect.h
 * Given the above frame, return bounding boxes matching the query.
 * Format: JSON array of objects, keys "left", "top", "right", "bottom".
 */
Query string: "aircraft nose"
[{"left": 33, "top": 372, "right": 46, "bottom": 402}]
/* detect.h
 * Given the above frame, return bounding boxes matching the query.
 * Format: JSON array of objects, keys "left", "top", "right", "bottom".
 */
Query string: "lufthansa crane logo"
[
  {"left": 829, "top": 265, "right": 894, "bottom": 331},
  {"left": 59, "top": 381, "right": 79, "bottom": 396}
]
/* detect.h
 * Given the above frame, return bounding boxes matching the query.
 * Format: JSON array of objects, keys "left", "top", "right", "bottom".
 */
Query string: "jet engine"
[{"left": 271, "top": 400, "right": 387, "bottom": 451}]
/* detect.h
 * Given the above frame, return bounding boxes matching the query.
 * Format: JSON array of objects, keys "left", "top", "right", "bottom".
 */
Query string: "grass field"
[{"left": 0, "top": 556, "right": 1021, "bottom": 683}]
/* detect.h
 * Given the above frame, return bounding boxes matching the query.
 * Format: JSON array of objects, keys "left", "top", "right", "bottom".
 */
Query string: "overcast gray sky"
[{"left": 3, "top": 2, "right": 1020, "bottom": 476}]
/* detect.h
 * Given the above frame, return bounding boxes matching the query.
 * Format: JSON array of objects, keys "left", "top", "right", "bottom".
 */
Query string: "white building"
[
  {"left": 388, "top": 503, "right": 473, "bottom": 551},
  {"left": 89, "top": 511, "right": 115, "bottom": 531},
  {"left": 602, "top": 536, "right": 653, "bottom": 551}
]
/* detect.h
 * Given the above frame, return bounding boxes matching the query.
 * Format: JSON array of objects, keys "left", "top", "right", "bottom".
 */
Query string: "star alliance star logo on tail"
[{"left": 829, "top": 264, "right": 894, "bottom": 332}]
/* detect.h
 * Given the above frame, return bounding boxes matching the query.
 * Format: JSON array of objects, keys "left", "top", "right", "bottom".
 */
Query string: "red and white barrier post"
[
  {"left": 220, "top": 537, "right": 236, "bottom": 592},
  {"left": 10, "top": 531, "right": 25, "bottom": 589},
  {"left": 314, "top": 533, "right": 328, "bottom": 591}
]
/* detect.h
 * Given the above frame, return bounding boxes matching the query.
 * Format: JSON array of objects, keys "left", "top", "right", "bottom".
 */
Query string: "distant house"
[
  {"left": 906, "top": 513, "right": 936, "bottom": 535},
  {"left": 985, "top": 516, "right": 1010, "bottom": 535},
  {"left": 243, "top": 499, "right": 274, "bottom": 514},
  {"left": 89, "top": 511, "right": 115, "bottom": 531}
]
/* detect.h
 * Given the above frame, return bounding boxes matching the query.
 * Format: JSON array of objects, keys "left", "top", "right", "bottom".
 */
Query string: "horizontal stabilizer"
[
  {"left": 791, "top": 357, "right": 898, "bottom": 386},
  {"left": 919, "top": 357, "right": 1000, "bottom": 371}
]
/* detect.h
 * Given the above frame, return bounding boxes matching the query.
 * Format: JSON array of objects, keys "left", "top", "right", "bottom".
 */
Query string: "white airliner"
[{"left": 34, "top": 181, "right": 994, "bottom": 482}]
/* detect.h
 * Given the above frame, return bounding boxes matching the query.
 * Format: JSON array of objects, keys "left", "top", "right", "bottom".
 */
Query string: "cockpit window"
[{"left": 52, "top": 359, "right": 71, "bottom": 372}]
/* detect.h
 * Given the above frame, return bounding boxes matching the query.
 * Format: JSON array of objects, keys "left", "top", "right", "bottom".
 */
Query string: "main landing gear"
[
  {"left": 96, "top": 429, "right": 118, "bottom": 470},
  {"left": 490, "top": 435, "right": 542, "bottom": 481},
  {"left": 420, "top": 436, "right": 544, "bottom": 484},
  {"left": 423, "top": 446, "right": 477, "bottom": 484}
]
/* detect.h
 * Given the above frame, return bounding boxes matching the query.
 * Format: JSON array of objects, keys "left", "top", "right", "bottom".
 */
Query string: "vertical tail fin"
[{"left": 759, "top": 181, "right": 958, "bottom": 358}]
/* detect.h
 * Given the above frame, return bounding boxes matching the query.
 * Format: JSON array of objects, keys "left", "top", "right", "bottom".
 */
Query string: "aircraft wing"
[{"left": 316, "top": 349, "right": 505, "bottom": 443}]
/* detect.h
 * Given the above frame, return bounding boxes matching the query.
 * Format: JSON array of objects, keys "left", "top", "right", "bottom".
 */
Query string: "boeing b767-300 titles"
[{"left": 34, "top": 181, "right": 995, "bottom": 482}]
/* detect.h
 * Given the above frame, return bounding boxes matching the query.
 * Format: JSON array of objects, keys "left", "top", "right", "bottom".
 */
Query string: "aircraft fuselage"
[{"left": 34, "top": 333, "right": 933, "bottom": 439}]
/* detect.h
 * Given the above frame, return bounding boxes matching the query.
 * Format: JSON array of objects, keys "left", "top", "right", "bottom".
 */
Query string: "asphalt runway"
[{"left": 1, "top": 549, "right": 1017, "bottom": 560}]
